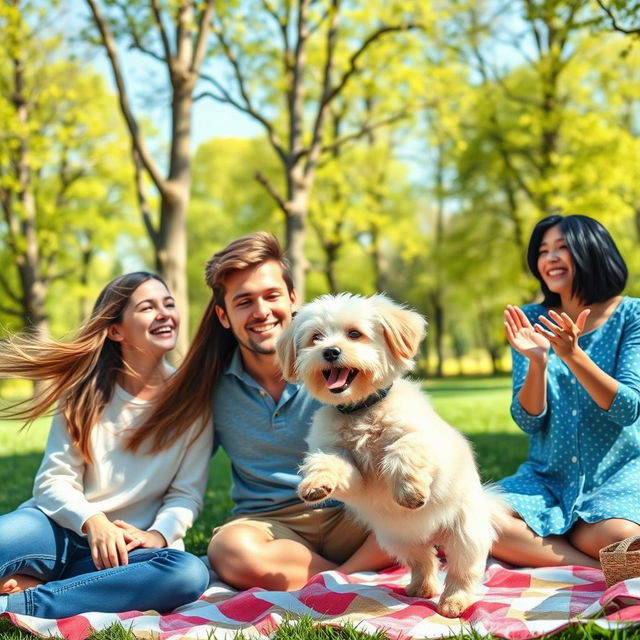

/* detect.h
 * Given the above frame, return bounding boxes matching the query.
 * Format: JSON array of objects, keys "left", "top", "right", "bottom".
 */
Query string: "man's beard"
[{"left": 235, "top": 334, "right": 277, "bottom": 356}]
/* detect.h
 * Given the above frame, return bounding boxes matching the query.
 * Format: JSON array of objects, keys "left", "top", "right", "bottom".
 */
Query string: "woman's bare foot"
[{"left": 1, "top": 575, "right": 43, "bottom": 594}]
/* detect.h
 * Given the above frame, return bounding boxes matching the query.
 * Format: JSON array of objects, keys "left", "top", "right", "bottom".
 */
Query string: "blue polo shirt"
[{"left": 212, "top": 348, "right": 323, "bottom": 514}]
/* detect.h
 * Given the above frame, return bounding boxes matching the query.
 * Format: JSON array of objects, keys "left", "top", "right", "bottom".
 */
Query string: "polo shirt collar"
[{"left": 224, "top": 347, "right": 303, "bottom": 397}]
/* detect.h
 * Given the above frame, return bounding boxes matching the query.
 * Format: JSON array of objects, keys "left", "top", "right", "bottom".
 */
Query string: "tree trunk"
[
  {"left": 325, "top": 244, "right": 339, "bottom": 294},
  {"left": 285, "top": 164, "right": 310, "bottom": 300},
  {"left": 84, "top": 0, "right": 213, "bottom": 357},
  {"left": 79, "top": 243, "right": 93, "bottom": 321},
  {"left": 13, "top": 41, "right": 49, "bottom": 339},
  {"left": 429, "top": 292, "right": 444, "bottom": 378},
  {"left": 421, "top": 330, "right": 431, "bottom": 378},
  {"left": 12, "top": 31, "right": 48, "bottom": 396},
  {"left": 157, "top": 188, "right": 188, "bottom": 358}
]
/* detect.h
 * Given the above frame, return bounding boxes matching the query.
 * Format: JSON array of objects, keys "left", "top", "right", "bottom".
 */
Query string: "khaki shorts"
[{"left": 211, "top": 503, "right": 370, "bottom": 564}]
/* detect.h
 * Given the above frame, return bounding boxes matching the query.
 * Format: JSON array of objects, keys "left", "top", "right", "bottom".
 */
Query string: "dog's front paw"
[
  {"left": 393, "top": 484, "right": 429, "bottom": 510},
  {"left": 406, "top": 574, "right": 439, "bottom": 599},
  {"left": 298, "top": 474, "right": 336, "bottom": 503},
  {"left": 438, "top": 591, "right": 473, "bottom": 618}
]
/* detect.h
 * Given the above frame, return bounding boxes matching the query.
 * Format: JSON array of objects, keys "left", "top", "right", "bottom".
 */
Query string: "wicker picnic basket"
[{"left": 599, "top": 535, "right": 640, "bottom": 588}]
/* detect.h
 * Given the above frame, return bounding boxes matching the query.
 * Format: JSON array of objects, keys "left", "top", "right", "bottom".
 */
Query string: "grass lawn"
[{"left": 0, "top": 375, "right": 633, "bottom": 639}]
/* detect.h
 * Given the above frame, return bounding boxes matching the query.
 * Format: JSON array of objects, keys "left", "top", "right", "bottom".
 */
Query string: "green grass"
[
  {"left": 423, "top": 374, "right": 528, "bottom": 484},
  {"left": 0, "top": 376, "right": 636, "bottom": 639}
]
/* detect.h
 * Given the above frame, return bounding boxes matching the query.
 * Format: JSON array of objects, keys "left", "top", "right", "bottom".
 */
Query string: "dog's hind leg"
[
  {"left": 404, "top": 547, "right": 440, "bottom": 599},
  {"left": 437, "top": 524, "right": 490, "bottom": 618}
]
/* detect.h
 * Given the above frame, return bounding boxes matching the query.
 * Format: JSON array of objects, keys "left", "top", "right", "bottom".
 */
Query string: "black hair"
[{"left": 527, "top": 214, "right": 627, "bottom": 307}]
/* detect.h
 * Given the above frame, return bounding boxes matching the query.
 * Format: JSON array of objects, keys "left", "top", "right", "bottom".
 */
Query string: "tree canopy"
[{"left": 1, "top": 0, "right": 638, "bottom": 375}]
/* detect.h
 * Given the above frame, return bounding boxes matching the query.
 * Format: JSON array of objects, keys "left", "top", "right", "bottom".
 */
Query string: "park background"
[
  {"left": 0, "top": 3, "right": 639, "bottom": 638},
  {"left": 1, "top": 0, "right": 639, "bottom": 377},
  {"left": 0, "top": 0, "right": 639, "bottom": 552}
]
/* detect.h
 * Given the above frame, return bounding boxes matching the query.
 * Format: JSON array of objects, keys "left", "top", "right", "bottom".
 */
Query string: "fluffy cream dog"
[{"left": 276, "top": 293, "right": 506, "bottom": 618}]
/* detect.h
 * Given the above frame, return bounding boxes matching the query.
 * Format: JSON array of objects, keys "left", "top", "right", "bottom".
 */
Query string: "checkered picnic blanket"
[{"left": 4, "top": 560, "right": 640, "bottom": 640}]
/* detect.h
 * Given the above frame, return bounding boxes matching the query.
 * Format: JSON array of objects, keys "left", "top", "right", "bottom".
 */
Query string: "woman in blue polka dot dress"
[{"left": 492, "top": 214, "right": 640, "bottom": 569}]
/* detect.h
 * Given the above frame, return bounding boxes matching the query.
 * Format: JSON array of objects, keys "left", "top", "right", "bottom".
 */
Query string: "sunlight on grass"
[
  {"left": 2, "top": 375, "right": 605, "bottom": 640},
  {"left": 0, "top": 375, "right": 527, "bottom": 535}
]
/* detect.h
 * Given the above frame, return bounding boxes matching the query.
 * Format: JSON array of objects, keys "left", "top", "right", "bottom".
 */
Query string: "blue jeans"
[{"left": 0, "top": 507, "right": 209, "bottom": 618}]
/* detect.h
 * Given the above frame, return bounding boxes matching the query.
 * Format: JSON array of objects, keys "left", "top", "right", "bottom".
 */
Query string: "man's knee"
[{"left": 208, "top": 525, "right": 269, "bottom": 588}]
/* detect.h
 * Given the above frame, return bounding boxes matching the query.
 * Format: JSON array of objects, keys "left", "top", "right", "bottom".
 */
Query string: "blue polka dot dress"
[{"left": 499, "top": 296, "right": 640, "bottom": 536}]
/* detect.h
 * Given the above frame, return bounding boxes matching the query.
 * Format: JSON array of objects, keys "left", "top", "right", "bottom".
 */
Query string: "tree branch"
[
  {"left": 192, "top": 0, "right": 215, "bottom": 72},
  {"left": 316, "top": 110, "right": 411, "bottom": 157},
  {"left": 113, "top": 0, "right": 167, "bottom": 63},
  {"left": 254, "top": 170, "right": 288, "bottom": 214},
  {"left": 84, "top": 0, "right": 167, "bottom": 193},
  {"left": 55, "top": 151, "right": 87, "bottom": 208},
  {"left": 0, "top": 303, "right": 21, "bottom": 317},
  {"left": 595, "top": 0, "right": 640, "bottom": 34},
  {"left": 523, "top": 0, "right": 545, "bottom": 56},
  {"left": 150, "top": 0, "right": 174, "bottom": 62},
  {"left": 286, "top": 0, "right": 310, "bottom": 158},
  {"left": 0, "top": 268, "right": 22, "bottom": 305},
  {"left": 262, "top": 0, "right": 294, "bottom": 78},
  {"left": 210, "top": 19, "right": 259, "bottom": 115},
  {"left": 133, "top": 147, "right": 160, "bottom": 250},
  {"left": 198, "top": 71, "right": 288, "bottom": 164},
  {"left": 307, "top": 6, "right": 331, "bottom": 37},
  {"left": 307, "top": 0, "right": 338, "bottom": 170},
  {"left": 50, "top": 266, "right": 79, "bottom": 283},
  {"left": 324, "top": 22, "right": 424, "bottom": 107}
]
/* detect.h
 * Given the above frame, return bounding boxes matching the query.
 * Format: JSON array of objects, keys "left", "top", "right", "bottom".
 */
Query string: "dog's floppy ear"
[
  {"left": 371, "top": 294, "right": 427, "bottom": 364},
  {"left": 276, "top": 320, "right": 299, "bottom": 382}
]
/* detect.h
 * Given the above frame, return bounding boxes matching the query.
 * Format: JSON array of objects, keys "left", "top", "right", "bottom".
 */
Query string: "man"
[{"left": 145, "top": 232, "right": 390, "bottom": 590}]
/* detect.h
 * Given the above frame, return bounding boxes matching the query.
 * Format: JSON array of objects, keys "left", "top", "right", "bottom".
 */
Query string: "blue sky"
[{"left": 64, "top": 1, "right": 262, "bottom": 149}]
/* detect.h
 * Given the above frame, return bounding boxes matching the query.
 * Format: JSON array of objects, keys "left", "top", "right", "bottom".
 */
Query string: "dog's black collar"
[{"left": 336, "top": 385, "right": 393, "bottom": 414}]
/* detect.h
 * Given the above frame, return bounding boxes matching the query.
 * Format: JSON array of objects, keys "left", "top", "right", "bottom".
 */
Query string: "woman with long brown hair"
[{"left": 0, "top": 272, "right": 211, "bottom": 619}]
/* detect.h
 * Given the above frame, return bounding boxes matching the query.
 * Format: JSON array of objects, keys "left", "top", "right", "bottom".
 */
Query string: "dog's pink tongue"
[{"left": 326, "top": 368, "right": 349, "bottom": 389}]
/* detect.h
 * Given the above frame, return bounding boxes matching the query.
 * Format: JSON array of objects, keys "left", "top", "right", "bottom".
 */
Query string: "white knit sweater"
[{"left": 21, "top": 385, "right": 212, "bottom": 549}]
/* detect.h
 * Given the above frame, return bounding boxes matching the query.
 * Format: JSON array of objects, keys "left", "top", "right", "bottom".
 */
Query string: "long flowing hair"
[
  {"left": 0, "top": 272, "right": 166, "bottom": 462},
  {"left": 131, "top": 231, "right": 293, "bottom": 451}
]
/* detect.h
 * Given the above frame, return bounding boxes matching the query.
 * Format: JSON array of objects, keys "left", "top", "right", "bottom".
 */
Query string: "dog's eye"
[
  {"left": 347, "top": 330, "right": 362, "bottom": 340},
  {"left": 312, "top": 333, "right": 324, "bottom": 343}
]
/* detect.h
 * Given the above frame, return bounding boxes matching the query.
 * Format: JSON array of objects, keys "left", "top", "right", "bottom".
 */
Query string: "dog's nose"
[{"left": 323, "top": 346, "right": 341, "bottom": 362}]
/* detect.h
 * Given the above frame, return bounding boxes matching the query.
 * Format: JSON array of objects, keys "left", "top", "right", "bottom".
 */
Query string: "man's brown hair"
[
  {"left": 206, "top": 231, "right": 293, "bottom": 308},
  {"left": 133, "top": 232, "right": 292, "bottom": 449}
]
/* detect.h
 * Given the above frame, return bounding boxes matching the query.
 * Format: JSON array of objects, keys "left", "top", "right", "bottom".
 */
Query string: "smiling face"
[
  {"left": 107, "top": 278, "right": 179, "bottom": 359},
  {"left": 277, "top": 293, "right": 426, "bottom": 406},
  {"left": 537, "top": 224, "right": 575, "bottom": 300},
  {"left": 215, "top": 260, "right": 296, "bottom": 358},
  {"left": 296, "top": 297, "right": 384, "bottom": 403}
]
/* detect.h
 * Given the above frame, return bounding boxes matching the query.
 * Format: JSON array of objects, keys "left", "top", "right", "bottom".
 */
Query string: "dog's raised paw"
[
  {"left": 394, "top": 488, "right": 427, "bottom": 510},
  {"left": 300, "top": 485, "right": 333, "bottom": 502}
]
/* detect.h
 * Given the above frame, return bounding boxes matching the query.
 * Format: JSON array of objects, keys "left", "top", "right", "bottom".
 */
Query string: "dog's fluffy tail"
[{"left": 482, "top": 483, "right": 512, "bottom": 537}]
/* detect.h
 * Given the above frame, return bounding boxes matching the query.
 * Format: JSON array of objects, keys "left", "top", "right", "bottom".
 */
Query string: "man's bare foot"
[{"left": 1, "top": 575, "right": 43, "bottom": 594}]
